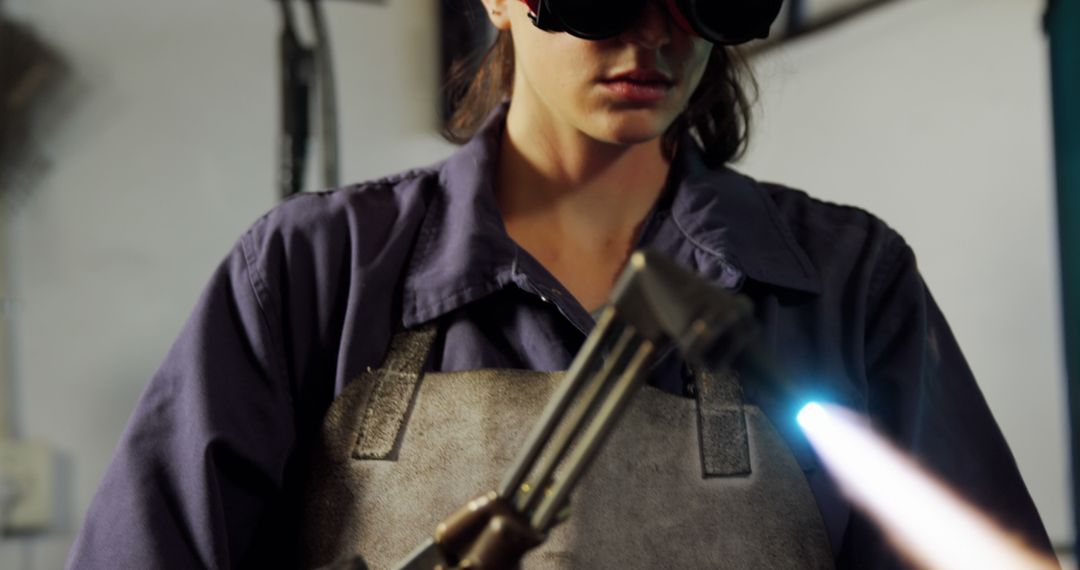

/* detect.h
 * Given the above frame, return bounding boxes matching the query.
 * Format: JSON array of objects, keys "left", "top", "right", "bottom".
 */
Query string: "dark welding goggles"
[{"left": 520, "top": 0, "right": 784, "bottom": 45}]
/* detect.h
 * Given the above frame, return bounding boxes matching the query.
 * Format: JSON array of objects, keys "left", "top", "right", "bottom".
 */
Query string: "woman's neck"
[{"left": 495, "top": 100, "right": 672, "bottom": 309}]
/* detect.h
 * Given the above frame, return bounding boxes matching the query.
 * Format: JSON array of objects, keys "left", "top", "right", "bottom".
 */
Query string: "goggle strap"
[
  {"left": 520, "top": 0, "right": 561, "bottom": 33},
  {"left": 664, "top": 0, "right": 698, "bottom": 37}
]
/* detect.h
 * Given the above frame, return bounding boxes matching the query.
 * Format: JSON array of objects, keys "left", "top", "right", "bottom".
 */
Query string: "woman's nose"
[{"left": 620, "top": 0, "right": 673, "bottom": 49}]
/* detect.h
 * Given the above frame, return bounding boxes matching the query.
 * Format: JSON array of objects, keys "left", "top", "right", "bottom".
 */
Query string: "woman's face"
[{"left": 490, "top": 0, "right": 714, "bottom": 146}]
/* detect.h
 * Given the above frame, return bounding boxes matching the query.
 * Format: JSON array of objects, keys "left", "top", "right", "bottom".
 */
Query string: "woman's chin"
[
  {"left": 595, "top": 124, "right": 668, "bottom": 146},
  {"left": 587, "top": 109, "right": 677, "bottom": 146}
]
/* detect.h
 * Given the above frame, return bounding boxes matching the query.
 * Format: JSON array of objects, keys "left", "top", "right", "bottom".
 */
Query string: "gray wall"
[
  {"left": 0, "top": 0, "right": 1072, "bottom": 567},
  {"left": 739, "top": 0, "right": 1072, "bottom": 555}
]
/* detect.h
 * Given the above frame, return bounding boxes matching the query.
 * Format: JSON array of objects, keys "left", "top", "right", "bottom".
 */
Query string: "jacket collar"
[
  {"left": 400, "top": 103, "right": 821, "bottom": 328},
  {"left": 662, "top": 138, "right": 822, "bottom": 295}
]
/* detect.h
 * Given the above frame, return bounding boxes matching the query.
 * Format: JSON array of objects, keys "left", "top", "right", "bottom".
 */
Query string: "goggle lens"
[
  {"left": 553, "top": 0, "right": 645, "bottom": 40},
  {"left": 675, "top": 0, "right": 782, "bottom": 44},
  {"left": 521, "top": 0, "right": 782, "bottom": 45}
]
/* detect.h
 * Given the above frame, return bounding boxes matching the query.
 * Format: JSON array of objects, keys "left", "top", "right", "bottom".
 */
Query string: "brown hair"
[{"left": 441, "top": 29, "right": 758, "bottom": 167}]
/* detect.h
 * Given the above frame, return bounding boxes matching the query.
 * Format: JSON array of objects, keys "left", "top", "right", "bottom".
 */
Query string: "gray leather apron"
[{"left": 303, "top": 325, "right": 834, "bottom": 569}]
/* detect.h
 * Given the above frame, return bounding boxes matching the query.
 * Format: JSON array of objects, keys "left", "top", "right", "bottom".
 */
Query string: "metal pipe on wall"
[
  {"left": 275, "top": 0, "right": 378, "bottom": 199},
  {"left": 0, "top": 214, "right": 10, "bottom": 441}
]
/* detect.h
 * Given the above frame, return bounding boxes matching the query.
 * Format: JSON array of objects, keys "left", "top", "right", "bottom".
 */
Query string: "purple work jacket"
[{"left": 68, "top": 104, "right": 1054, "bottom": 568}]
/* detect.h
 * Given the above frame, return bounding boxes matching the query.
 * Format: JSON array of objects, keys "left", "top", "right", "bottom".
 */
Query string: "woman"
[{"left": 68, "top": 1, "right": 1054, "bottom": 568}]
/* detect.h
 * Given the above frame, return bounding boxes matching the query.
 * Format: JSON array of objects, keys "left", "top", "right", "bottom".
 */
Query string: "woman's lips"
[
  {"left": 601, "top": 79, "right": 673, "bottom": 103},
  {"left": 601, "top": 70, "right": 674, "bottom": 104}
]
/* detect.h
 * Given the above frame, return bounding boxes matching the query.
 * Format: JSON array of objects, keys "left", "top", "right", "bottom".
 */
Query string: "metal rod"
[
  {"left": 531, "top": 340, "right": 656, "bottom": 531},
  {"left": 278, "top": 0, "right": 298, "bottom": 31},
  {"left": 498, "top": 307, "right": 619, "bottom": 498},
  {"left": 0, "top": 211, "right": 10, "bottom": 439},
  {"left": 306, "top": 0, "right": 340, "bottom": 189},
  {"left": 277, "top": 0, "right": 312, "bottom": 199},
  {"left": 515, "top": 326, "right": 639, "bottom": 515}
]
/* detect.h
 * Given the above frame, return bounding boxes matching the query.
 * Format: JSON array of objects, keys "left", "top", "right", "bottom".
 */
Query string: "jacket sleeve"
[
  {"left": 66, "top": 232, "right": 295, "bottom": 569},
  {"left": 837, "top": 237, "right": 1056, "bottom": 568}
]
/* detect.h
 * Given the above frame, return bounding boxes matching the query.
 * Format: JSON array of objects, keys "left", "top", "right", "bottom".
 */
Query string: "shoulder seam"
[
  {"left": 303, "top": 166, "right": 440, "bottom": 199},
  {"left": 238, "top": 232, "right": 292, "bottom": 395},
  {"left": 244, "top": 165, "right": 440, "bottom": 230},
  {"left": 760, "top": 181, "right": 881, "bottom": 221},
  {"left": 867, "top": 233, "right": 911, "bottom": 310}
]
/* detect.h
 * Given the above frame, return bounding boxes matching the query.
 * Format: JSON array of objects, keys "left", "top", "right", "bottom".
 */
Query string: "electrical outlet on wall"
[{"left": 0, "top": 440, "right": 53, "bottom": 533}]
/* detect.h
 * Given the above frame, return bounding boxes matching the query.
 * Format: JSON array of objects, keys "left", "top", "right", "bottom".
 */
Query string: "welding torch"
[{"left": 386, "top": 249, "right": 773, "bottom": 570}]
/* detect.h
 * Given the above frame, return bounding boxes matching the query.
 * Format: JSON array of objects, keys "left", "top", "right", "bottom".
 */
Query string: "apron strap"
[
  {"left": 354, "top": 326, "right": 788, "bottom": 477},
  {"left": 694, "top": 368, "right": 752, "bottom": 477},
  {"left": 353, "top": 323, "right": 439, "bottom": 460}
]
